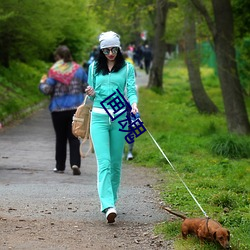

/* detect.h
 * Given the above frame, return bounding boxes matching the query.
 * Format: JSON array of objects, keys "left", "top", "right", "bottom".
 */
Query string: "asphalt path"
[{"left": 0, "top": 105, "right": 166, "bottom": 223}]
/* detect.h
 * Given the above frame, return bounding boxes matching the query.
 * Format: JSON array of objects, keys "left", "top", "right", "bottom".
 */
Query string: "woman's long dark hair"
[{"left": 95, "top": 48, "right": 126, "bottom": 75}]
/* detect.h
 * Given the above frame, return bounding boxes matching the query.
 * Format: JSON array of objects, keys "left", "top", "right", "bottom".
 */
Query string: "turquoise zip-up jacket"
[{"left": 87, "top": 62, "right": 138, "bottom": 109}]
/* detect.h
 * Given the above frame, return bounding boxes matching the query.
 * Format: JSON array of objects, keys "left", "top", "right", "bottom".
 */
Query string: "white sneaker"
[
  {"left": 127, "top": 151, "right": 133, "bottom": 160},
  {"left": 105, "top": 207, "right": 117, "bottom": 223},
  {"left": 53, "top": 168, "right": 64, "bottom": 173}
]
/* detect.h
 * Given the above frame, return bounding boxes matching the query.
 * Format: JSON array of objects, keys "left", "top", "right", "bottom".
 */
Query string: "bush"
[
  {"left": 0, "top": 60, "right": 49, "bottom": 123},
  {"left": 210, "top": 191, "right": 237, "bottom": 209},
  {"left": 210, "top": 135, "right": 250, "bottom": 159}
]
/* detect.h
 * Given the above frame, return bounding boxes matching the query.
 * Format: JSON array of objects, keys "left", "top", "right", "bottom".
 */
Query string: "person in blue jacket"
[
  {"left": 39, "top": 45, "right": 88, "bottom": 176},
  {"left": 86, "top": 31, "right": 138, "bottom": 223}
]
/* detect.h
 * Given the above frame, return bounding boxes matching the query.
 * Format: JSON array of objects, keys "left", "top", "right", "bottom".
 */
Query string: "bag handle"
[
  {"left": 83, "top": 94, "right": 88, "bottom": 105},
  {"left": 79, "top": 111, "right": 93, "bottom": 158},
  {"left": 79, "top": 95, "right": 93, "bottom": 158},
  {"left": 79, "top": 137, "right": 93, "bottom": 158}
]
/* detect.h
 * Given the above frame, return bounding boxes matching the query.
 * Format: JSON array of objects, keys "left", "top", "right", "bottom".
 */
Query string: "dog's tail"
[{"left": 162, "top": 206, "right": 187, "bottom": 220}]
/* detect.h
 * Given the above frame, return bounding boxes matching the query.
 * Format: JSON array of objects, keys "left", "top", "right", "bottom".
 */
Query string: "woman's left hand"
[
  {"left": 131, "top": 103, "right": 138, "bottom": 114},
  {"left": 85, "top": 86, "right": 96, "bottom": 97}
]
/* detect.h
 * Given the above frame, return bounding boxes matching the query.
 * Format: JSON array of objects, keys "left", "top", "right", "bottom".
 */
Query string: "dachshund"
[{"left": 162, "top": 206, "right": 231, "bottom": 249}]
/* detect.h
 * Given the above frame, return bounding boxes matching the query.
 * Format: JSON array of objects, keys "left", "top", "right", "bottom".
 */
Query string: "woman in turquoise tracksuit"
[{"left": 86, "top": 31, "right": 138, "bottom": 223}]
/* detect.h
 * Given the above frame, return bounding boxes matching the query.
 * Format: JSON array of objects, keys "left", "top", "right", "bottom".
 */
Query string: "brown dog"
[{"left": 163, "top": 207, "right": 231, "bottom": 249}]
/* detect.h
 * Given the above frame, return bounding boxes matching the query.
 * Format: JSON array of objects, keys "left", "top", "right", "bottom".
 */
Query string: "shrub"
[
  {"left": 210, "top": 191, "right": 237, "bottom": 209},
  {"left": 210, "top": 135, "right": 250, "bottom": 159}
]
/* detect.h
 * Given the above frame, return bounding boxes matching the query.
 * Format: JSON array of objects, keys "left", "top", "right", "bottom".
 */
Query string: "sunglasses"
[{"left": 102, "top": 47, "right": 119, "bottom": 55}]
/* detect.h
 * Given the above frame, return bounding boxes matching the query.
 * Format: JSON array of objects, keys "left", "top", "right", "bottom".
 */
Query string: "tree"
[
  {"left": 232, "top": 0, "right": 250, "bottom": 40},
  {"left": 91, "top": 0, "right": 155, "bottom": 47},
  {"left": 191, "top": 0, "right": 250, "bottom": 134},
  {"left": 184, "top": 1, "right": 218, "bottom": 114},
  {"left": 0, "top": 0, "right": 98, "bottom": 66},
  {"left": 232, "top": 0, "right": 250, "bottom": 96},
  {"left": 148, "top": 0, "right": 177, "bottom": 89}
]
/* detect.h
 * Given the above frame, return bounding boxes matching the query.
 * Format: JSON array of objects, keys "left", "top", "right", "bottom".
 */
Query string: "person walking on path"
[
  {"left": 39, "top": 45, "right": 88, "bottom": 176},
  {"left": 85, "top": 31, "right": 138, "bottom": 223},
  {"left": 143, "top": 44, "right": 153, "bottom": 75},
  {"left": 123, "top": 51, "right": 138, "bottom": 160}
]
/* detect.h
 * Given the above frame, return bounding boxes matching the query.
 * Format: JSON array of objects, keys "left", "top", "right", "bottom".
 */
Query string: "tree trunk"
[
  {"left": 191, "top": 0, "right": 250, "bottom": 134},
  {"left": 147, "top": 0, "right": 169, "bottom": 89},
  {"left": 184, "top": 4, "right": 218, "bottom": 114},
  {"left": 212, "top": 0, "right": 250, "bottom": 134}
]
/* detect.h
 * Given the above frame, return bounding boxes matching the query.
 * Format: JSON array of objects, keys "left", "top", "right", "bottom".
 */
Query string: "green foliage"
[
  {"left": 154, "top": 221, "right": 181, "bottom": 240},
  {"left": 236, "top": 37, "right": 250, "bottom": 95},
  {"left": 132, "top": 58, "right": 250, "bottom": 249},
  {"left": 92, "top": 0, "right": 156, "bottom": 45},
  {"left": 165, "top": 2, "right": 184, "bottom": 44},
  {"left": 0, "top": 0, "right": 100, "bottom": 66},
  {"left": 210, "top": 191, "right": 238, "bottom": 209},
  {"left": 165, "top": 0, "right": 213, "bottom": 45},
  {"left": 0, "top": 60, "right": 49, "bottom": 122},
  {"left": 232, "top": 0, "right": 250, "bottom": 39},
  {"left": 210, "top": 134, "right": 250, "bottom": 159}
]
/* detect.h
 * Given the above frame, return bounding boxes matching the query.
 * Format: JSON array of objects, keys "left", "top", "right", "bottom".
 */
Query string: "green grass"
[
  {"left": 0, "top": 60, "right": 50, "bottom": 123},
  {"left": 131, "top": 59, "right": 250, "bottom": 250}
]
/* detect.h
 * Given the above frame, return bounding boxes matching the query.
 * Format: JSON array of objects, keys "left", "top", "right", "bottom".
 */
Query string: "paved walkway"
[
  {"left": 135, "top": 68, "right": 149, "bottom": 88},
  {"left": 0, "top": 104, "right": 163, "bottom": 223},
  {"left": 0, "top": 68, "right": 155, "bottom": 221},
  {"left": 0, "top": 71, "right": 173, "bottom": 249}
]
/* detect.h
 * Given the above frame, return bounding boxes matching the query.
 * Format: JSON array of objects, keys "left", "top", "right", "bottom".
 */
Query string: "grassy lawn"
[{"left": 130, "top": 58, "right": 250, "bottom": 250}]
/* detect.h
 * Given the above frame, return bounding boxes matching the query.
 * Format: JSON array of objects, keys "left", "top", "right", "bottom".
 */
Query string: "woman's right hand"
[{"left": 85, "top": 86, "right": 95, "bottom": 97}]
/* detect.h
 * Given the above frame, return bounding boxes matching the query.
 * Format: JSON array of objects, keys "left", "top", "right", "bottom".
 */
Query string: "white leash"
[{"left": 144, "top": 124, "right": 209, "bottom": 218}]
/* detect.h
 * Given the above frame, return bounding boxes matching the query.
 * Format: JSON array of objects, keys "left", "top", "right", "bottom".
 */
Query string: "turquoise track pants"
[{"left": 90, "top": 111, "right": 127, "bottom": 212}]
